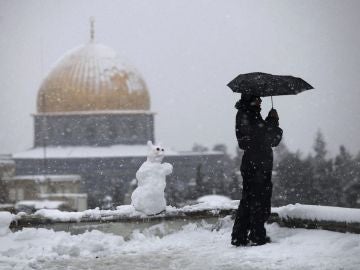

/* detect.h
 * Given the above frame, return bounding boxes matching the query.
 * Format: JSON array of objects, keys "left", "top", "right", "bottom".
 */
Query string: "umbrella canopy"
[{"left": 227, "top": 72, "right": 314, "bottom": 97}]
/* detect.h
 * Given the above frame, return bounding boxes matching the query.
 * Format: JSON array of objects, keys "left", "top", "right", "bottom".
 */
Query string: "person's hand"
[{"left": 268, "top": 109, "right": 279, "bottom": 119}]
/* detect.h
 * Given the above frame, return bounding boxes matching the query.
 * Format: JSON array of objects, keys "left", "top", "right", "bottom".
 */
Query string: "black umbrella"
[{"left": 227, "top": 72, "right": 314, "bottom": 108}]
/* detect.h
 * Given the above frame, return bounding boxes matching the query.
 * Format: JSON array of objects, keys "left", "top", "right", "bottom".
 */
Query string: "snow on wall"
[
  {"left": 7, "top": 202, "right": 360, "bottom": 225},
  {"left": 273, "top": 203, "right": 360, "bottom": 223},
  {"left": 34, "top": 205, "right": 140, "bottom": 222},
  {"left": 31, "top": 201, "right": 241, "bottom": 223}
]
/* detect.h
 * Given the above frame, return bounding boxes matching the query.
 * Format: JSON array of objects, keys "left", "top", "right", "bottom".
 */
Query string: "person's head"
[
  {"left": 241, "top": 94, "right": 262, "bottom": 110},
  {"left": 251, "top": 96, "right": 262, "bottom": 109}
]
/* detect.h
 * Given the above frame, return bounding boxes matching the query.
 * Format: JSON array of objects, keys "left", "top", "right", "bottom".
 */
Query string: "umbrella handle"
[{"left": 271, "top": 96, "right": 273, "bottom": 109}]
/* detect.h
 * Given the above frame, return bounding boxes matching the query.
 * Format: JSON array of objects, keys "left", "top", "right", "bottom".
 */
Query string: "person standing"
[{"left": 231, "top": 94, "right": 283, "bottom": 246}]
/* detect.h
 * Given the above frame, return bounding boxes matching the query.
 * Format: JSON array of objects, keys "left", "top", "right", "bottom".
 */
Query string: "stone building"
[
  {"left": 12, "top": 28, "right": 226, "bottom": 208},
  {"left": 3, "top": 174, "right": 87, "bottom": 211},
  {"left": 0, "top": 155, "right": 15, "bottom": 204},
  {"left": 1, "top": 155, "right": 87, "bottom": 212}
]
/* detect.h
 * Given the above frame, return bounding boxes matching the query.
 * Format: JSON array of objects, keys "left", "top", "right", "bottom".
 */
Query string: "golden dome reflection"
[{"left": 37, "top": 43, "right": 150, "bottom": 113}]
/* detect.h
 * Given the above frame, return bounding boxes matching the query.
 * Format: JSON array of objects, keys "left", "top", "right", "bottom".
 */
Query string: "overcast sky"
[{"left": 1, "top": 0, "right": 360, "bottom": 157}]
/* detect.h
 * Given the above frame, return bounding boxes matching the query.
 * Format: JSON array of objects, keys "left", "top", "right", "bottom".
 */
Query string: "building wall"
[
  {"left": 0, "top": 159, "right": 15, "bottom": 179},
  {"left": 5, "top": 180, "right": 38, "bottom": 202},
  {"left": 34, "top": 113, "right": 155, "bottom": 146},
  {"left": 0, "top": 158, "right": 15, "bottom": 203}
]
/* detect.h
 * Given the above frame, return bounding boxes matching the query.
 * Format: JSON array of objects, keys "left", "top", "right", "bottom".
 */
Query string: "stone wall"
[
  {"left": 34, "top": 113, "right": 154, "bottom": 146},
  {"left": 10, "top": 205, "right": 360, "bottom": 235}
]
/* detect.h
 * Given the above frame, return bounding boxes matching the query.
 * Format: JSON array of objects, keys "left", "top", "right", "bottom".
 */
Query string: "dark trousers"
[{"left": 231, "top": 163, "right": 273, "bottom": 243}]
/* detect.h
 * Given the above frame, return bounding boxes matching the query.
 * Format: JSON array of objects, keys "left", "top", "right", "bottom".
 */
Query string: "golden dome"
[{"left": 37, "top": 43, "right": 150, "bottom": 113}]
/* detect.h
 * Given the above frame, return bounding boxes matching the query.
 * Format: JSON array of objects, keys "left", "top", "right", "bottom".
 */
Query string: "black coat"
[
  {"left": 235, "top": 100, "right": 283, "bottom": 173},
  {"left": 232, "top": 99, "right": 283, "bottom": 246}
]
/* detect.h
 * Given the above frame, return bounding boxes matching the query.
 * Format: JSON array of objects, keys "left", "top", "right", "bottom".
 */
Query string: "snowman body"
[{"left": 131, "top": 141, "right": 173, "bottom": 215}]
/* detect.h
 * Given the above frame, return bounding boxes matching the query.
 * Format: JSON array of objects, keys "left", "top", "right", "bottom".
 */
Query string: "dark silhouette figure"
[{"left": 231, "top": 94, "right": 283, "bottom": 246}]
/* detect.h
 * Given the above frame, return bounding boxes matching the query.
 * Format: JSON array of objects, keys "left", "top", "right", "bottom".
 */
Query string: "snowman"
[{"left": 131, "top": 141, "right": 173, "bottom": 215}]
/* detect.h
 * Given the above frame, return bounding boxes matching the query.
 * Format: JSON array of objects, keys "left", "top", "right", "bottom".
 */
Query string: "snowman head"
[{"left": 147, "top": 141, "right": 165, "bottom": 163}]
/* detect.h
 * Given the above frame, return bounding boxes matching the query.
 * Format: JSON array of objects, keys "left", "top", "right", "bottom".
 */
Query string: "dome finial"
[{"left": 90, "top": 16, "right": 95, "bottom": 42}]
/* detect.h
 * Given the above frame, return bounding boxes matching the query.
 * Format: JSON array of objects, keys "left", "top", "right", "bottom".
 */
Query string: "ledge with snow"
[{"left": 5, "top": 201, "right": 360, "bottom": 235}]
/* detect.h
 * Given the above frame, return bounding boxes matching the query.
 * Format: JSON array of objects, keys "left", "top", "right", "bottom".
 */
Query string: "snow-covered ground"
[{"left": 1, "top": 216, "right": 359, "bottom": 270}]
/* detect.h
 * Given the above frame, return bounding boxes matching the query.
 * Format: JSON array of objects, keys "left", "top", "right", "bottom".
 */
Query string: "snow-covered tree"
[
  {"left": 310, "top": 131, "right": 339, "bottom": 205},
  {"left": 273, "top": 151, "right": 316, "bottom": 205},
  {"left": 313, "top": 130, "right": 327, "bottom": 160},
  {"left": 335, "top": 146, "right": 358, "bottom": 206},
  {"left": 192, "top": 143, "right": 208, "bottom": 152}
]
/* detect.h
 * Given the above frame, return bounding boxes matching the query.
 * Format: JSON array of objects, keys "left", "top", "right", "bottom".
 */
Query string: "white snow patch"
[
  {"left": 34, "top": 209, "right": 84, "bottom": 222},
  {"left": 180, "top": 200, "right": 239, "bottom": 213},
  {"left": 33, "top": 205, "right": 145, "bottom": 222},
  {"left": 197, "top": 194, "right": 232, "bottom": 205}
]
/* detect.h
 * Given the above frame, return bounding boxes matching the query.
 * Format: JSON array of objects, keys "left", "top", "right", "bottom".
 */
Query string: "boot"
[
  {"left": 249, "top": 235, "right": 271, "bottom": 246},
  {"left": 231, "top": 237, "right": 248, "bottom": 247}
]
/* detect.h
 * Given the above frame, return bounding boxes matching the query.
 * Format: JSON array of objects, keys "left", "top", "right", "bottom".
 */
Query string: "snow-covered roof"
[
  {"left": 0, "top": 204, "right": 14, "bottom": 208},
  {"left": 6, "top": 175, "right": 81, "bottom": 182},
  {"left": 37, "top": 42, "right": 150, "bottom": 113},
  {"left": 15, "top": 200, "right": 67, "bottom": 210},
  {"left": 0, "top": 160, "right": 14, "bottom": 166},
  {"left": 33, "top": 110, "right": 155, "bottom": 116},
  {"left": 40, "top": 193, "right": 88, "bottom": 199},
  {"left": 0, "top": 155, "right": 14, "bottom": 165},
  {"left": 12, "top": 145, "right": 221, "bottom": 159}
]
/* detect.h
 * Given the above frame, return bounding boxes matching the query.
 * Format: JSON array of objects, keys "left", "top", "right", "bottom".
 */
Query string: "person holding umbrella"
[
  {"left": 228, "top": 72, "right": 313, "bottom": 246},
  {"left": 231, "top": 94, "right": 282, "bottom": 246}
]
